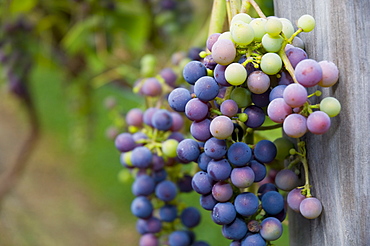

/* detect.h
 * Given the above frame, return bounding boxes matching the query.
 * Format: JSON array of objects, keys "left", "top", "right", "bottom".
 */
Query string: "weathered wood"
[{"left": 274, "top": 0, "right": 370, "bottom": 245}]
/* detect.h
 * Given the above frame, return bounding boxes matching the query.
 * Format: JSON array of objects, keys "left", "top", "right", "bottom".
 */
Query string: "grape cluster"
[
  {"left": 167, "top": 12, "right": 340, "bottom": 245},
  {"left": 114, "top": 63, "right": 209, "bottom": 246}
]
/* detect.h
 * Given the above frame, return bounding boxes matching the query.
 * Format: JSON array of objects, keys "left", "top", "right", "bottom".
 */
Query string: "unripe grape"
[
  {"left": 265, "top": 18, "right": 283, "bottom": 36},
  {"left": 320, "top": 97, "right": 341, "bottom": 117},
  {"left": 250, "top": 18, "right": 267, "bottom": 41},
  {"left": 262, "top": 34, "right": 283, "bottom": 52},
  {"left": 260, "top": 53, "right": 282, "bottom": 75},
  {"left": 162, "top": 139, "right": 179, "bottom": 158},
  {"left": 231, "top": 21, "right": 254, "bottom": 46},
  {"left": 231, "top": 13, "right": 252, "bottom": 25},
  {"left": 225, "top": 63, "right": 247, "bottom": 86},
  {"left": 297, "top": 14, "right": 316, "bottom": 32}
]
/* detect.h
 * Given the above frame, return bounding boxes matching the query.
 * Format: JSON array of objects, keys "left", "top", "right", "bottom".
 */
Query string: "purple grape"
[
  {"left": 249, "top": 160, "right": 267, "bottom": 182},
  {"left": 283, "top": 83, "right": 308, "bottom": 108},
  {"left": 152, "top": 109, "right": 173, "bottom": 131},
  {"left": 207, "top": 158, "right": 232, "bottom": 181},
  {"left": 176, "top": 139, "right": 200, "bottom": 163},
  {"left": 190, "top": 118, "right": 212, "bottom": 141},
  {"left": 139, "top": 233, "right": 159, "bottom": 246},
  {"left": 126, "top": 108, "right": 143, "bottom": 127},
  {"left": 318, "top": 60, "right": 339, "bottom": 87},
  {"left": 132, "top": 174, "right": 155, "bottom": 196},
  {"left": 177, "top": 175, "right": 193, "bottom": 193},
  {"left": 194, "top": 76, "right": 219, "bottom": 102},
  {"left": 188, "top": 47, "right": 203, "bottom": 61},
  {"left": 212, "top": 181, "right": 233, "bottom": 202},
  {"left": 294, "top": 59, "right": 323, "bottom": 87},
  {"left": 151, "top": 169, "right": 167, "bottom": 183},
  {"left": 115, "top": 133, "right": 136, "bottom": 152},
  {"left": 192, "top": 171, "right": 214, "bottom": 195},
  {"left": 204, "top": 54, "right": 218, "bottom": 70},
  {"left": 243, "top": 105, "right": 265, "bottom": 128},
  {"left": 234, "top": 192, "right": 259, "bottom": 217},
  {"left": 267, "top": 98, "right": 292, "bottom": 123},
  {"left": 299, "top": 197, "right": 322, "bottom": 219},
  {"left": 254, "top": 140, "right": 277, "bottom": 163},
  {"left": 227, "top": 142, "right": 252, "bottom": 167},
  {"left": 131, "top": 196, "right": 153, "bottom": 219},
  {"left": 207, "top": 33, "right": 221, "bottom": 51},
  {"left": 285, "top": 47, "right": 308, "bottom": 68},
  {"left": 197, "top": 152, "right": 212, "bottom": 171},
  {"left": 168, "top": 88, "right": 192, "bottom": 112},
  {"left": 251, "top": 89, "right": 271, "bottom": 108},
  {"left": 283, "top": 113, "right": 307, "bottom": 138},
  {"left": 287, "top": 188, "right": 305, "bottom": 212},
  {"left": 269, "top": 84, "right": 287, "bottom": 101},
  {"left": 168, "top": 230, "right": 191, "bottom": 246},
  {"left": 211, "top": 202, "right": 237, "bottom": 225},
  {"left": 230, "top": 166, "right": 255, "bottom": 188},
  {"left": 261, "top": 191, "right": 284, "bottom": 215},
  {"left": 159, "top": 204, "right": 178, "bottom": 222},
  {"left": 275, "top": 169, "right": 299, "bottom": 191},
  {"left": 142, "top": 77, "right": 162, "bottom": 97},
  {"left": 307, "top": 111, "right": 331, "bottom": 134},
  {"left": 222, "top": 216, "right": 248, "bottom": 240},
  {"left": 168, "top": 132, "right": 184, "bottom": 142},
  {"left": 204, "top": 137, "right": 227, "bottom": 160},
  {"left": 155, "top": 180, "right": 177, "bottom": 202},
  {"left": 247, "top": 71, "right": 270, "bottom": 94},
  {"left": 181, "top": 207, "right": 201, "bottom": 228},
  {"left": 258, "top": 183, "right": 278, "bottom": 199},
  {"left": 200, "top": 193, "right": 218, "bottom": 210},
  {"left": 143, "top": 107, "right": 158, "bottom": 127},
  {"left": 278, "top": 70, "right": 294, "bottom": 85},
  {"left": 220, "top": 99, "right": 238, "bottom": 117},
  {"left": 241, "top": 232, "right": 266, "bottom": 246},
  {"left": 214, "top": 64, "right": 231, "bottom": 86},
  {"left": 143, "top": 216, "right": 162, "bottom": 233},
  {"left": 259, "top": 217, "right": 283, "bottom": 241},
  {"left": 183, "top": 61, "right": 207, "bottom": 85},
  {"left": 185, "top": 98, "right": 209, "bottom": 121},
  {"left": 131, "top": 146, "right": 153, "bottom": 168},
  {"left": 170, "top": 112, "right": 184, "bottom": 132},
  {"left": 160, "top": 67, "right": 177, "bottom": 87}
]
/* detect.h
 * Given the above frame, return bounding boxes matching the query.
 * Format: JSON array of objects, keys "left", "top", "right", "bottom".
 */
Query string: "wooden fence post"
[{"left": 274, "top": 1, "right": 370, "bottom": 245}]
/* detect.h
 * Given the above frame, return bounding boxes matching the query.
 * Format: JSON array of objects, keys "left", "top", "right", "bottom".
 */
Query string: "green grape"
[
  {"left": 265, "top": 18, "right": 283, "bottom": 36},
  {"left": 218, "top": 31, "right": 233, "bottom": 41},
  {"left": 261, "top": 34, "right": 283, "bottom": 52},
  {"left": 230, "top": 87, "right": 252, "bottom": 108},
  {"left": 231, "top": 21, "right": 254, "bottom": 46},
  {"left": 273, "top": 137, "right": 294, "bottom": 161},
  {"left": 225, "top": 63, "right": 247, "bottom": 86},
  {"left": 250, "top": 18, "right": 267, "bottom": 42},
  {"left": 231, "top": 13, "right": 252, "bottom": 25},
  {"left": 260, "top": 53, "right": 282, "bottom": 75},
  {"left": 162, "top": 139, "right": 179, "bottom": 158},
  {"left": 280, "top": 18, "right": 295, "bottom": 38},
  {"left": 297, "top": 14, "right": 316, "bottom": 32},
  {"left": 140, "top": 54, "right": 157, "bottom": 77},
  {"left": 320, "top": 97, "right": 341, "bottom": 117}
]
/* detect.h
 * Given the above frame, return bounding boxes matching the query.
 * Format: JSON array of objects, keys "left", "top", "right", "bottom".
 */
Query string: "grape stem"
[
  {"left": 278, "top": 47, "right": 299, "bottom": 84},
  {"left": 208, "top": 0, "right": 227, "bottom": 37},
  {"left": 254, "top": 123, "right": 282, "bottom": 131},
  {"left": 240, "top": 0, "right": 251, "bottom": 13},
  {"left": 297, "top": 140, "right": 312, "bottom": 197},
  {"left": 248, "top": 0, "right": 266, "bottom": 18}
]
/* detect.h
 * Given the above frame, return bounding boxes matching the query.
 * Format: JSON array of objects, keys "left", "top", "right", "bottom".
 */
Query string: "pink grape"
[
  {"left": 283, "top": 114, "right": 307, "bottom": 138},
  {"left": 294, "top": 59, "right": 323, "bottom": 87},
  {"left": 300, "top": 197, "right": 322, "bottom": 219},
  {"left": 247, "top": 71, "right": 270, "bottom": 94},
  {"left": 206, "top": 33, "right": 221, "bottom": 51},
  {"left": 287, "top": 188, "right": 305, "bottom": 213},
  {"left": 318, "top": 60, "right": 339, "bottom": 87},
  {"left": 220, "top": 99, "right": 239, "bottom": 117},
  {"left": 306, "top": 111, "right": 331, "bottom": 134},
  {"left": 210, "top": 115, "right": 234, "bottom": 139},
  {"left": 212, "top": 39, "right": 236, "bottom": 65},
  {"left": 283, "top": 83, "right": 308, "bottom": 108},
  {"left": 267, "top": 98, "right": 292, "bottom": 123}
]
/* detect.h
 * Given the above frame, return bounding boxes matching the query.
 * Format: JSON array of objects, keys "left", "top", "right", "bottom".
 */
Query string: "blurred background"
[{"left": 0, "top": 0, "right": 289, "bottom": 245}]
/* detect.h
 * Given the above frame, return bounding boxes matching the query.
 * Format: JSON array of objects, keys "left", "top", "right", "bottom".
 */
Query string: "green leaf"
[{"left": 10, "top": 0, "right": 37, "bottom": 14}]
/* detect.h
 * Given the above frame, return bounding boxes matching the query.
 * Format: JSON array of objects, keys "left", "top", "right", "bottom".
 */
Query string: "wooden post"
[{"left": 274, "top": 1, "right": 370, "bottom": 245}]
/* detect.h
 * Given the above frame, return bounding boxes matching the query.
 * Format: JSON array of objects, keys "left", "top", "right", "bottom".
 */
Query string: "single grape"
[
  {"left": 318, "top": 60, "right": 339, "bottom": 87},
  {"left": 192, "top": 171, "right": 214, "bottom": 195},
  {"left": 160, "top": 67, "right": 177, "bottom": 87},
  {"left": 207, "top": 33, "right": 221, "bottom": 51},
  {"left": 152, "top": 109, "right": 173, "bottom": 131},
  {"left": 131, "top": 146, "right": 153, "bottom": 168},
  {"left": 204, "top": 137, "right": 227, "bottom": 160},
  {"left": 261, "top": 191, "right": 284, "bottom": 215},
  {"left": 247, "top": 70, "right": 270, "bottom": 94},
  {"left": 230, "top": 87, "right": 252, "bottom": 108},
  {"left": 320, "top": 97, "right": 341, "bottom": 117},
  {"left": 295, "top": 59, "right": 323, "bottom": 87},
  {"left": 142, "top": 216, "right": 162, "bottom": 233},
  {"left": 269, "top": 84, "right": 287, "bottom": 101},
  {"left": 176, "top": 139, "right": 200, "bottom": 163},
  {"left": 131, "top": 196, "right": 153, "bottom": 219},
  {"left": 283, "top": 113, "right": 308, "bottom": 138},
  {"left": 254, "top": 139, "right": 277, "bottom": 163},
  {"left": 143, "top": 107, "right": 159, "bottom": 127},
  {"left": 141, "top": 77, "right": 162, "bottom": 97},
  {"left": 297, "top": 14, "right": 316, "bottom": 32},
  {"left": 132, "top": 174, "right": 156, "bottom": 196},
  {"left": 241, "top": 232, "right": 266, "bottom": 246},
  {"left": 139, "top": 233, "right": 159, "bottom": 246},
  {"left": 126, "top": 108, "right": 143, "bottom": 127},
  {"left": 259, "top": 217, "right": 283, "bottom": 241},
  {"left": 283, "top": 83, "right": 308, "bottom": 108},
  {"left": 200, "top": 193, "right": 218, "bottom": 211},
  {"left": 258, "top": 183, "right": 278, "bottom": 200},
  {"left": 185, "top": 98, "right": 209, "bottom": 122},
  {"left": 212, "top": 181, "right": 234, "bottom": 202},
  {"left": 273, "top": 137, "right": 294, "bottom": 161},
  {"left": 225, "top": 63, "right": 247, "bottom": 86},
  {"left": 159, "top": 204, "right": 178, "bottom": 222},
  {"left": 211, "top": 202, "right": 237, "bottom": 225},
  {"left": 194, "top": 76, "right": 219, "bottom": 102},
  {"left": 181, "top": 207, "right": 201, "bottom": 228},
  {"left": 278, "top": 70, "right": 294, "bottom": 85},
  {"left": 207, "top": 158, "right": 232, "bottom": 181},
  {"left": 155, "top": 180, "right": 177, "bottom": 202},
  {"left": 306, "top": 111, "right": 331, "bottom": 135},
  {"left": 218, "top": 31, "right": 233, "bottom": 41},
  {"left": 197, "top": 152, "right": 212, "bottom": 172},
  {"left": 222, "top": 216, "right": 248, "bottom": 241},
  {"left": 231, "top": 21, "right": 254, "bottom": 46},
  {"left": 210, "top": 115, "right": 234, "bottom": 140},
  {"left": 183, "top": 61, "right": 207, "bottom": 85},
  {"left": 190, "top": 118, "right": 212, "bottom": 142},
  {"left": 243, "top": 105, "right": 265, "bottom": 128},
  {"left": 249, "top": 160, "right": 267, "bottom": 182},
  {"left": 265, "top": 18, "right": 283, "bottom": 36},
  {"left": 299, "top": 197, "right": 322, "bottom": 219},
  {"left": 252, "top": 89, "right": 271, "bottom": 107},
  {"left": 168, "top": 88, "right": 192, "bottom": 112},
  {"left": 234, "top": 192, "right": 259, "bottom": 217},
  {"left": 231, "top": 13, "right": 252, "bottom": 25},
  {"left": 261, "top": 34, "right": 283, "bottom": 52},
  {"left": 260, "top": 53, "right": 282, "bottom": 75},
  {"left": 227, "top": 142, "right": 252, "bottom": 167},
  {"left": 267, "top": 98, "right": 292, "bottom": 123},
  {"left": 275, "top": 169, "right": 299, "bottom": 191},
  {"left": 285, "top": 47, "right": 308, "bottom": 68},
  {"left": 287, "top": 188, "right": 305, "bottom": 213},
  {"left": 250, "top": 18, "right": 267, "bottom": 41},
  {"left": 115, "top": 133, "right": 136, "bottom": 152},
  {"left": 214, "top": 64, "right": 231, "bottom": 86},
  {"left": 292, "top": 36, "right": 305, "bottom": 49},
  {"left": 279, "top": 18, "right": 295, "bottom": 38},
  {"left": 220, "top": 99, "right": 238, "bottom": 117},
  {"left": 230, "top": 166, "right": 255, "bottom": 188},
  {"left": 162, "top": 139, "right": 179, "bottom": 158},
  {"left": 212, "top": 39, "right": 236, "bottom": 65},
  {"left": 168, "top": 230, "right": 191, "bottom": 246}
]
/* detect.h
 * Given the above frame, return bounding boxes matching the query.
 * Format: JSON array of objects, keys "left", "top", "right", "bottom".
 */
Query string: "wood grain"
[{"left": 274, "top": 1, "right": 370, "bottom": 245}]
